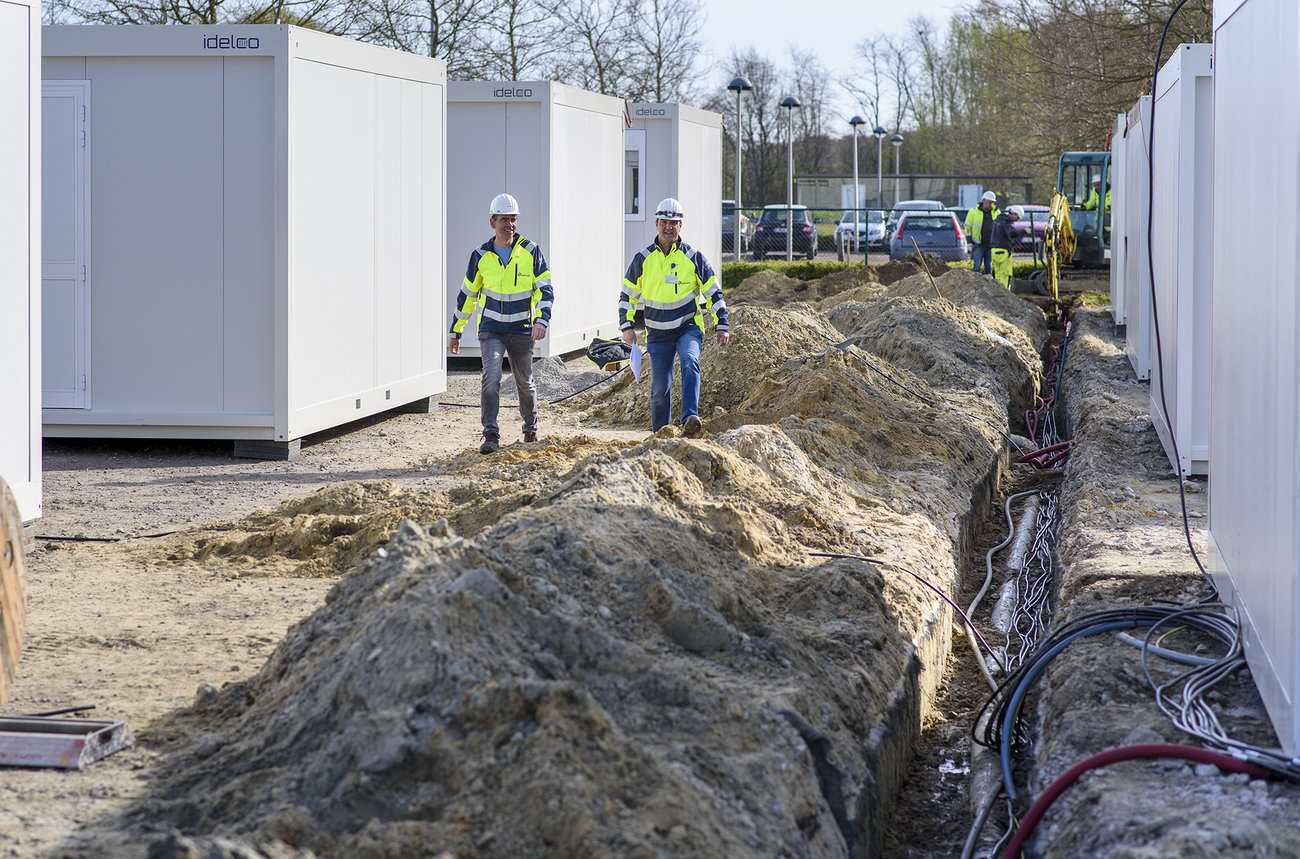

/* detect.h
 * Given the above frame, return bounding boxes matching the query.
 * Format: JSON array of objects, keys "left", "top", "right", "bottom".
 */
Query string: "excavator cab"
[{"left": 1056, "top": 152, "right": 1110, "bottom": 266}]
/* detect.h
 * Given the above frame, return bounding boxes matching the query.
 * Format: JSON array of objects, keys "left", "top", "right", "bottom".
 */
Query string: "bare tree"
[
  {"left": 784, "top": 46, "right": 835, "bottom": 175},
  {"left": 624, "top": 0, "right": 707, "bottom": 102},
  {"left": 337, "top": 0, "right": 488, "bottom": 76},
  {"left": 540, "top": 0, "right": 635, "bottom": 95}
]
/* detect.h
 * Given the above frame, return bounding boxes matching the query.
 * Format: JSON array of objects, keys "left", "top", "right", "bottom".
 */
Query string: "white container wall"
[
  {"left": 0, "top": 0, "right": 40, "bottom": 520},
  {"left": 446, "top": 81, "right": 623, "bottom": 357},
  {"left": 41, "top": 26, "right": 447, "bottom": 457},
  {"left": 624, "top": 103, "right": 723, "bottom": 269},
  {"left": 1122, "top": 96, "right": 1153, "bottom": 380},
  {"left": 1108, "top": 111, "right": 1127, "bottom": 326},
  {"left": 1149, "top": 44, "right": 1212, "bottom": 477},
  {"left": 1210, "top": 0, "right": 1300, "bottom": 755}
]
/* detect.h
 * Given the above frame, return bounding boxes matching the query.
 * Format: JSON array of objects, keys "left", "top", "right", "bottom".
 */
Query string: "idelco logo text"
[
  {"left": 493, "top": 87, "right": 533, "bottom": 98},
  {"left": 203, "top": 35, "right": 261, "bottom": 50},
  {"left": 636, "top": 108, "right": 666, "bottom": 116}
]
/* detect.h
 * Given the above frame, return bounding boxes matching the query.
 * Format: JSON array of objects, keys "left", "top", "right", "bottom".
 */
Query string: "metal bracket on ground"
[{"left": 0, "top": 716, "right": 134, "bottom": 769}]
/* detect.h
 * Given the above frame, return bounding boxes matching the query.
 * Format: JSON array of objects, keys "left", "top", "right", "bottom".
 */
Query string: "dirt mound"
[
  {"left": 713, "top": 348, "right": 1003, "bottom": 525},
  {"left": 818, "top": 271, "right": 1047, "bottom": 415},
  {"left": 68, "top": 269, "right": 1056, "bottom": 858},
  {"left": 727, "top": 266, "right": 881, "bottom": 309},
  {"left": 164, "top": 481, "right": 451, "bottom": 577},
  {"left": 135, "top": 423, "right": 968, "bottom": 858},
  {"left": 566, "top": 304, "right": 843, "bottom": 428},
  {"left": 886, "top": 268, "right": 1045, "bottom": 336},
  {"left": 875, "top": 255, "right": 948, "bottom": 284}
]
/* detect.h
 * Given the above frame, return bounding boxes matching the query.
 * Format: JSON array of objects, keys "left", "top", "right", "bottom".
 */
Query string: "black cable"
[
  {"left": 34, "top": 534, "right": 119, "bottom": 543},
  {"left": 1143, "top": 0, "right": 1213, "bottom": 598},
  {"left": 21, "top": 705, "right": 96, "bottom": 718}
]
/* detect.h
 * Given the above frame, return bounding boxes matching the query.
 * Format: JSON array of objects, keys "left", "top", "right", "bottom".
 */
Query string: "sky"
[{"left": 697, "top": 0, "right": 965, "bottom": 120}]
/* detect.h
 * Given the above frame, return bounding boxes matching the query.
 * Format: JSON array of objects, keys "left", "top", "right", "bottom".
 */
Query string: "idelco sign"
[
  {"left": 493, "top": 87, "right": 533, "bottom": 98},
  {"left": 202, "top": 34, "right": 262, "bottom": 50},
  {"left": 635, "top": 108, "right": 667, "bottom": 116}
]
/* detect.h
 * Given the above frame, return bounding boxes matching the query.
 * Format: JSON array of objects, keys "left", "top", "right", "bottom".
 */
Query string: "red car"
[{"left": 1015, "top": 205, "right": 1051, "bottom": 251}]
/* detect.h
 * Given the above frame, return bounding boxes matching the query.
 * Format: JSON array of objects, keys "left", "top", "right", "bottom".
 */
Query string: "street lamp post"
[
  {"left": 849, "top": 115, "right": 865, "bottom": 258},
  {"left": 726, "top": 76, "right": 753, "bottom": 260},
  {"left": 780, "top": 96, "right": 801, "bottom": 261},
  {"left": 891, "top": 133, "right": 904, "bottom": 206},
  {"left": 873, "top": 125, "right": 886, "bottom": 210}
]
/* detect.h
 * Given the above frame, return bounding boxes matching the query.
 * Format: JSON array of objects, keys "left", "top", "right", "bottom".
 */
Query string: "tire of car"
[{"left": 805, "top": 247, "right": 816, "bottom": 260}]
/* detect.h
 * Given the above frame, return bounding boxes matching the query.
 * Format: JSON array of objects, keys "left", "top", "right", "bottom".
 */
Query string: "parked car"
[
  {"left": 751, "top": 204, "right": 816, "bottom": 259},
  {"left": 833, "top": 209, "right": 886, "bottom": 253},
  {"left": 947, "top": 206, "right": 970, "bottom": 228},
  {"left": 889, "top": 211, "right": 969, "bottom": 262},
  {"left": 721, "top": 200, "right": 754, "bottom": 253},
  {"left": 1015, "top": 204, "right": 1051, "bottom": 251},
  {"left": 885, "top": 199, "right": 944, "bottom": 238}
]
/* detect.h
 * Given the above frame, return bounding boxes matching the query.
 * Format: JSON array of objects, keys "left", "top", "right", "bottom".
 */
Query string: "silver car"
[
  {"left": 885, "top": 199, "right": 945, "bottom": 239},
  {"left": 888, "top": 211, "right": 970, "bottom": 262},
  {"left": 721, "top": 200, "right": 754, "bottom": 253},
  {"left": 833, "top": 210, "right": 886, "bottom": 253}
]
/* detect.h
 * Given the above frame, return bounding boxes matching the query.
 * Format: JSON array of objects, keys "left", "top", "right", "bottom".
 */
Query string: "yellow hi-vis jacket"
[
  {"left": 450, "top": 235, "right": 553, "bottom": 338},
  {"left": 964, "top": 206, "right": 1000, "bottom": 244},
  {"left": 619, "top": 240, "right": 728, "bottom": 344},
  {"left": 1082, "top": 187, "right": 1101, "bottom": 211}
]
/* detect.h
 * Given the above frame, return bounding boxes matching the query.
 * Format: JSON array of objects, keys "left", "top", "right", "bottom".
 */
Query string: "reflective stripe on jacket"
[
  {"left": 964, "top": 206, "right": 1000, "bottom": 244},
  {"left": 450, "top": 236, "right": 553, "bottom": 337},
  {"left": 619, "top": 240, "right": 728, "bottom": 344}
]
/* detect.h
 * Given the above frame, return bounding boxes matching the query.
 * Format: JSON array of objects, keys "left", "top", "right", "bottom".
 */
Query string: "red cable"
[{"left": 1003, "top": 743, "right": 1272, "bottom": 858}]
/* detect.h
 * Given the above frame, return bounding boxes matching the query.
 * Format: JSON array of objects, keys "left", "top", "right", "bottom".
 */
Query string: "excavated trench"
[{"left": 58, "top": 265, "right": 1066, "bottom": 858}]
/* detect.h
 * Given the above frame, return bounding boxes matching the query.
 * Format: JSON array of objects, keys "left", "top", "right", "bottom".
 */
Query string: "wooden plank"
[{"left": 0, "top": 477, "right": 27, "bottom": 708}]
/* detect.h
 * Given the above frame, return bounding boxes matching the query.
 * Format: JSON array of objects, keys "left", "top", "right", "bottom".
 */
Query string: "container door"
[{"left": 41, "top": 81, "right": 90, "bottom": 409}]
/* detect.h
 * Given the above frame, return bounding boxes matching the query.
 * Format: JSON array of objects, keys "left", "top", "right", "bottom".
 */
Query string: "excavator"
[{"left": 1036, "top": 151, "right": 1111, "bottom": 304}]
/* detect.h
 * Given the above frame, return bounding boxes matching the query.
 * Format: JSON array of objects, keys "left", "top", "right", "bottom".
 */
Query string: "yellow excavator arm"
[{"left": 1042, "top": 191, "right": 1076, "bottom": 305}]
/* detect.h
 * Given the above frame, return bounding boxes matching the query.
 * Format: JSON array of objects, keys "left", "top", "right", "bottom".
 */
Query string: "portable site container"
[
  {"left": 41, "top": 25, "right": 447, "bottom": 459},
  {"left": 624, "top": 103, "right": 723, "bottom": 269},
  {"left": 0, "top": 0, "right": 40, "bottom": 521},
  {"left": 1149, "top": 44, "right": 1212, "bottom": 477},
  {"left": 1211, "top": 0, "right": 1300, "bottom": 755},
  {"left": 1122, "top": 96, "right": 1153, "bottom": 381},
  {"left": 446, "top": 81, "right": 623, "bottom": 357},
  {"left": 1108, "top": 111, "right": 1127, "bottom": 327}
]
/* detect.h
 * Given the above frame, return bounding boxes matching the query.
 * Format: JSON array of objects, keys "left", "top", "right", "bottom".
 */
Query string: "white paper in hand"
[{"left": 629, "top": 343, "right": 642, "bottom": 381}]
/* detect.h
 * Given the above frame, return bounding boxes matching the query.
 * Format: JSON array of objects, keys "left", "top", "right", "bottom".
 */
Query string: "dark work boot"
[
  {"left": 523, "top": 431, "right": 539, "bottom": 443},
  {"left": 480, "top": 432, "right": 500, "bottom": 454},
  {"left": 683, "top": 415, "right": 703, "bottom": 438}
]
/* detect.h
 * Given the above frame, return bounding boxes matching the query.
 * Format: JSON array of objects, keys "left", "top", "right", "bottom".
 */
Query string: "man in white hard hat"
[
  {"left": 1081, "top": 175, "right": 1102, "bottom": 211},
  {"left": 449, "top": 193, "right": 553, "bottom": 454},
  {"left": 989, "top": 204, "right": 1023, "bottom": 288},
  {"left": 963, "top": 191, "right": 1000, "bottom": 276},
  {"left": 619, "top": 197, "right": 729, "bottom": 436}
]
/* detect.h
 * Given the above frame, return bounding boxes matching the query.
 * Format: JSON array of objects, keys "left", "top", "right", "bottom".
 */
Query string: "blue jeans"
[
  {"left": 646, "top": 328, "right": 702, "bottom": 431},
  {"left": 479, "top": 331, "right": 537, "bottom": 436},
  {"left": 972, "top": 244, "right": 993, "bottom": 275}
]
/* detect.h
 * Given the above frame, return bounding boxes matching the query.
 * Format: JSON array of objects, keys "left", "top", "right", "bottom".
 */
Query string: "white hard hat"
[
  {"left": 1091, "top": 174, "right": 1101, "bottom": 183},
  {"left": 1008, "top": 205, "right": 1025, "bottom": 219},
  {"left": 654, "top": 198, "right": 685, "bottom": 221},
  {"left": 489, "top": 193, "right": 520, "bottom": 216},
  {"left": 981, "top": 191, "right": 997, "bottom": 202}
]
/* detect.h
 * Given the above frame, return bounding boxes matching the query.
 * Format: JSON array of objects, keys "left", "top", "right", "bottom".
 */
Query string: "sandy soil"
[
  {"left": 5, "top": 269, "right": 1295, "bottom": 859},
  {"left": 0, "top": 363, "right": 645, "bottom": 859}
]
